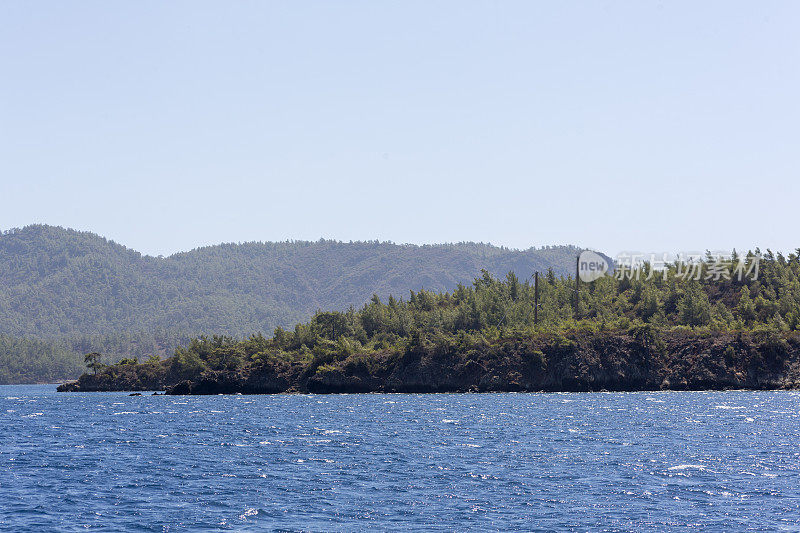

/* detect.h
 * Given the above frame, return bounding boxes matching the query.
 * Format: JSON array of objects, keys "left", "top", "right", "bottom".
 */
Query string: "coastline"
[{"left": 58, "top": 329, "right": 800, "bottom": 395}]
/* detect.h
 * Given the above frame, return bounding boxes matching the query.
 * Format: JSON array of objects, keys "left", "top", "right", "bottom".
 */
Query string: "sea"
[{"left": 2, "top": 384, "right": 800, "bottom": 531}]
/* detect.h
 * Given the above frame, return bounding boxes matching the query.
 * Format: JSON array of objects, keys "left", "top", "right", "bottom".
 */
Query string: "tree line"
[
  {"left": 155, "top": 250, "right": 796, "bottom": 380},
  {"left": 0, "top": 224, "right": 582, "bottom": 383}
]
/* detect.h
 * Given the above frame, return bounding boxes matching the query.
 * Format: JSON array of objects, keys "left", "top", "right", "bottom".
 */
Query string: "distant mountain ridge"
[{"left": 0, "top": 225, "right": 587, "bottom": 339}]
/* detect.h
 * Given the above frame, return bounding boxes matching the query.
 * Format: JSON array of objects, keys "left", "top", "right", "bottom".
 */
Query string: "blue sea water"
[{"left": 2, "top": 386, "right": 800, "bottom": 531}]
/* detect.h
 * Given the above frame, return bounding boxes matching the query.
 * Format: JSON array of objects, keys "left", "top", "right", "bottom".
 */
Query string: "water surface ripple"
[{"left": 2, "top": 385, "right": 800, "bottom": 531}]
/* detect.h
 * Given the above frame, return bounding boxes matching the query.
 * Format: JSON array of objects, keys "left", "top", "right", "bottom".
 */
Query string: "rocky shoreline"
[{"left": 57, "top": 329, "right": 800, "bottom": 395}]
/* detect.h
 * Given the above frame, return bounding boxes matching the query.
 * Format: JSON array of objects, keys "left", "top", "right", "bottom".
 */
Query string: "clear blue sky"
[{"left": 1, "top": 1, "right": 798, "bottom": 257}]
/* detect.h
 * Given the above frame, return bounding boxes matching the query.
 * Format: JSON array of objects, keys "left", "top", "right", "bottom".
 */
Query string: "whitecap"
[
  {"left": 667, "top": 464, "right": 707, "bottom": 471},
  {"left": 467, "top": 473, "right": 498, "bottom": 480},
  {"left": 239, "top": 508, "right": 258, "bottom": 520}
]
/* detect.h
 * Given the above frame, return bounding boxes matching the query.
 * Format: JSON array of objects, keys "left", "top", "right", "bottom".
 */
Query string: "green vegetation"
[
  {"left": 0, "top": 333, "right": 189, "bottom": 384},
  {"left": 0, "top": 336, "right": 83, "bottom": 384},
  {"left": 0, "top": 224, "right": 582, "bottom": 383},
  {"left": 83, "top": 352, "right": 103, "bottom": 374},
  {"left": 62, "top": 250, "right": 800, "bottom": 394}
]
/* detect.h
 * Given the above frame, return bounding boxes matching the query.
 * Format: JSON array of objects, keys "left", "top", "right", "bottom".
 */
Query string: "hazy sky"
[{"left": 1, "top": 1, "right": 798, "bottom": 257}]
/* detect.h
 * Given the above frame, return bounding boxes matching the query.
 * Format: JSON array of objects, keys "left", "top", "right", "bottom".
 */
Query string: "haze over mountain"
[{"left": 0, "top": 225, "right": 587, "bottom": 383}]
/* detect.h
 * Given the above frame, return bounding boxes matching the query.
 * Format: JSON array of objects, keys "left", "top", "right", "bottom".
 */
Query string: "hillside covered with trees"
[
  {"left": 62, "top": 250, "right": 800, "bottom": 394},
  {"left": 0, "top": 225, "right": 583, "bottom": 383}
]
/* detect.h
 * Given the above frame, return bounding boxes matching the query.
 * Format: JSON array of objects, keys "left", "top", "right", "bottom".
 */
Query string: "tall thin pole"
[
  {"left": 574, "top": 255, "right": 580, "bottom": 319},
  {"left": 534, "top": 271, "right": 539, "bottom": 326}
]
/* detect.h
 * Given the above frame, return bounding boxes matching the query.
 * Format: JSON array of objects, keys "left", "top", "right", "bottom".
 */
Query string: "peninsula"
[{"left": 59, "top": 251, "right": 800, "bottom": 394}]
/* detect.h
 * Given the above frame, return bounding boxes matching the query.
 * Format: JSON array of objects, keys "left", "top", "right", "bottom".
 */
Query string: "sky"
[{"left": 1, "top": 1, "right": 798, "bottom": 258}]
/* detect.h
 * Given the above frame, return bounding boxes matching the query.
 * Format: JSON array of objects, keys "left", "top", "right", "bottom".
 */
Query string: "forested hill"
[
  {"left": 61, "top": 251, "right": 800, "bottom": 395},
  {"left": 0, "top": 225, "right": 584, "bottom": 339}
]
